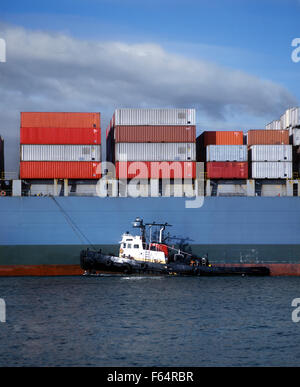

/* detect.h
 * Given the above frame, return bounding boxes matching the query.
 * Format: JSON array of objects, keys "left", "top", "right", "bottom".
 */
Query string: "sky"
[{"left": 0, "top": 0, "right": 300, "bottom": 172}]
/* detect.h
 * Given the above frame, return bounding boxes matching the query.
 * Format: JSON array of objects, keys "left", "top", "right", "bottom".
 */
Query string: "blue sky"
[
  {"left": 2, "top": 0, "right": 300, "bottom": 102},
  {"left": 0, "top": 0, "right": 300, "bottom": 170},
  {"left": 2, "top": 0, "right": 300, "bottom": 100}
]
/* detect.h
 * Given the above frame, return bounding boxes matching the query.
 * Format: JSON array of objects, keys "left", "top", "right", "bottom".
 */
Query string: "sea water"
[{"left": 0, "top": 275, "right": 300, "bottom": 367}]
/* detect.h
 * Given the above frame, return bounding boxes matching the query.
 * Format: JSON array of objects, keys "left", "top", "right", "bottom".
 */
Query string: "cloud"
[{"left": 0, "top": 24, "right": 298, "bottom": 171}]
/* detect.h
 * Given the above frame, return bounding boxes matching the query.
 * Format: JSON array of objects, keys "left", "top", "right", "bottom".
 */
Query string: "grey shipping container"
[
  {"left": 21, "top": 145, "right": 101, "bottom": 161},
  {"left": 250, "top": 145, "right": 292, "bottom": 162},
  {"left": 251, "top": 162, "right": 292, "bottom": 179},
  {"left": 113, "top": 108, "right": 196, "bottom": 126},
  {"left": 115, "top": 142, "right": 196, "bottom": 162},
  {"left": 206, "top": 145, "right": 247, "bottom": 162},
  {"left": 0, "top": 136, "right": 4, "bottom": 178},
  {"left": 292, "top": 129, "right": 300, "bottom": 146}
]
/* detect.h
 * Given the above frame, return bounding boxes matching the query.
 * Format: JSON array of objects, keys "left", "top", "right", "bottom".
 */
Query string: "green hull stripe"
[{"left": 1, "top": 244, "right": 300, "bottom": 265}]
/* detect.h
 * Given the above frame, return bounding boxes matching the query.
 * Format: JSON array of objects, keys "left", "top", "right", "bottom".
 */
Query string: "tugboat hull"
[{"left": 80, "top": 249, "right": 270, "bottom": 277}]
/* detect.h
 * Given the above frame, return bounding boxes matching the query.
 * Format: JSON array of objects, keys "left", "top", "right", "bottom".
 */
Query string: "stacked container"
[
  {"left": 247, "top": 130, "right": 292, "bottom": 179},
  {"left": 106, "top": 108, "right": 196, "bottom": 179},
  {"left": 265, "top": 107, "right": 300, "bottom": 138},
  {"left": 20, "top": 113, "right": 101, "bottom": 179},
  {"left": 197, "top": 131, "right": 247, "bottom": 179},
  {"left": 265, "top": 120, "right": 281, "bottom": 130},
  {"left": 247, "top": 130, "right": 289, "bottom": 146}
]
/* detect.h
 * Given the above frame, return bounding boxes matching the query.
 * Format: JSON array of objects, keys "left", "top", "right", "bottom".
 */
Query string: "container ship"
[{"left": 1, "top": 108, "right": 300, "bottom": 277}]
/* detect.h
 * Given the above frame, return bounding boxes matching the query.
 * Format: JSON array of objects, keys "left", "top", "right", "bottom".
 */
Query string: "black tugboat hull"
[{"left": 80, "top": 249, "right": 270, "bottom": 277}]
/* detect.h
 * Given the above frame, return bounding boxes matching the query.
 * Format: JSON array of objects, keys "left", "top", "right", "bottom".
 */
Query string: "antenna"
[
  {"left": 132, "top": 217, "right": 172, "bottom": 244},
  {"left": 132, "top": 217, "right": 146, "bottom": 241}
]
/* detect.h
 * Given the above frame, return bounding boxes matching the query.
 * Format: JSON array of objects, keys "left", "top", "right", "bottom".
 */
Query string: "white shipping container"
[
  {"left": 113, "top": 108, "right": 196, "bottom": 126},
  {"left": 280, "top": 107, "right": 300, "bottom": 129},
  {"left": 21, "top": 145, "right": 101, "bottom": 161},
  {"left": 251, "top": 162, "right": 292, "bottom": 179},
  {"left": 206, "top": 145, "right": 247, "bottom": 162},
  {"left": 250, "top": 145, "right": 292, "bottom": 161},
  {"left": 291, "top": 107, "right": 300, "bottom": 127},
  {"left": 280, "top": 113, "right": 286, "bottom": 130},
  {"left": 115, "top": 143, "right": 196, "bottom": 161},
  {"left": 265, "top": 120, "right": 281, "bottom": 130},
  {"left": 293, "top": 128, "right": 300, "bottom": 146}
]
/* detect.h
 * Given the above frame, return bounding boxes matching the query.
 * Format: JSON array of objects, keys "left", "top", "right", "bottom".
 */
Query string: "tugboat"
[{"left": 80, "top": 217, "right": 270, "bottom": 276}]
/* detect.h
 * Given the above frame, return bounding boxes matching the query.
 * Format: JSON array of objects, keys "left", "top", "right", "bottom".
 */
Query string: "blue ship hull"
[{"left": 1, "top": 196, "right": 300, "bottom": 266}]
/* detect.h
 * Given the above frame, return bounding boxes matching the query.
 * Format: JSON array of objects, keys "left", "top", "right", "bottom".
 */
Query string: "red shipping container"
[
  {"left": 20, "top": 162, "right": 101, "bottom": 179},
  {"left": 21, "top": 112, "right": 100, "bottom": 128},
  {"left": 114, "top": 125, "right": 196, "bottom": 143},
  {"left": 204, "top": 131, "right": 244, "bottom": 146},
  {"left": 247, "top": 130, "right": 289, "bottom": 145},
  {"left": 20, "top": 127, "right": 101, "bottom": 145},
  {"left": 206, "top": 162, "right": 248, "bottom": 179},
  {"left": 116, "top": 161, "right": 196, "bottom": 179}
]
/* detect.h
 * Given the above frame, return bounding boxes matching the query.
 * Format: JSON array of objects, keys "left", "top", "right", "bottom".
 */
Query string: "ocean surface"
[{"left": 0, "top": 275, "right": 300, "bottom": 367}]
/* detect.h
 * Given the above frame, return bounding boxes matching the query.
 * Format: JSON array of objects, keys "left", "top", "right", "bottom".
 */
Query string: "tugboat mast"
[{"left": 132, "top": 217, "right": 172, "bottom": 243}]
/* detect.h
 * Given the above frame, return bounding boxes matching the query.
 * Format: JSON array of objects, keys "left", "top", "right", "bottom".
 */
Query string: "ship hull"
[
  {"left": 79, "top": 249, "right": 270, "bottom": 276},
  {"left": 1, "top": 196, "right": 300, "bottom": 275}
]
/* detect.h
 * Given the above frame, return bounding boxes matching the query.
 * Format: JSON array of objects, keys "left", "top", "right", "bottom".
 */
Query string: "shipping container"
[
  {"left": 113, "top": 125, "right": 196, "bottom": 143},
  {"left": 21, "top": 145, "right": 101, "bottom": 162},
  {"left": 280, "top": 113, "right": 286, "bottom": 131},
  {"left": 202, "top": 131, "right": 244, "bottom": 146},
  {"left": 292, "top": 128, "right": 300, "bottom": 146},
  {"left": 280, "top": 107, "right": 300, "bottom": 129},
  {"left": 20, "top": 161, "right": 101, "bottom": 179},
  {"left": 291, "top": 107, "right": 300, "bottom": 127},
  {"left": 20, "top": 127, "right": 101, "bottom": 145},
  {"left": 115, "top": 143, "right": 195, "bottom": 162},
  {"left": 251, "top": 162, "right": 292, "bottom": 179},
  {"left": 0, "top": 136, "right": 4, "bottom": 178},
  {"left": 206, "top": 162, "right": 248, "bottom": 179},
  {"left": 265, "top": 120, "right": 282, "bottom": 130},
  {"left": 250, "top": 145, "right": 292, "bottom": 162},
  {"left": 247, "top": 130, "right": 289, "bottom": 145},
  {"left": 112, "top": 108, "right": 196, "bottom": 126},
  {"left": 116, "top": 161, "right": 196, "bottom": 179},
  {"left": 20, "top": 112, "right": 100, "bottom": 128},
  {"left": 206, "top": 145, "right": 247, "bottom": 162}
]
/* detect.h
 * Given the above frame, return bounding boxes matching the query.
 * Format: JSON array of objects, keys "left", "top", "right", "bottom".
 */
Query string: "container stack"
[
  {"left": 265, "top": 107, "right": 300, "bottom": 137},
  {"left": 265, "top": 120, "right": 281, "bottom": 130},
  {"left": 247, "top": 130, "right": 292, "bottom": 179},
  {"left": 20, "top": 112, "right": 101, "bottom": 179},
  {"left": 106, "top": 108, "right": 196, "bottom": 180},
  {"left": 281, "top": 107, "right": 300, "bottom": 135},
  {"left": 288, "top": 108, "right": 300, "bottom": 145},
  {"left": 197, "top": 131, "right": 248, "bottom": 179}
]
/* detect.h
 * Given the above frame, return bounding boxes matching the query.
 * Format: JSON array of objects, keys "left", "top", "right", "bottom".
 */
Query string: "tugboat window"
[
  {"left": 122, "top": 243, "right": 126, "bottom": 248},
  {"left": 127, "top": 244, "right": 132, "bottom": 248},
  {"left": 134, "top": 244, "right": 139, "bottom": 248}
]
